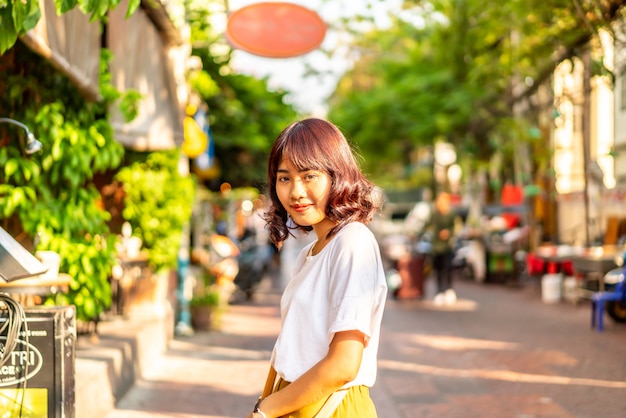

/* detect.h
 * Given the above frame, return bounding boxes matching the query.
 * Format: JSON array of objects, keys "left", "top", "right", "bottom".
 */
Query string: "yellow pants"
[{"left": 274, "top": 378, "right": 378, "bottom": 418}]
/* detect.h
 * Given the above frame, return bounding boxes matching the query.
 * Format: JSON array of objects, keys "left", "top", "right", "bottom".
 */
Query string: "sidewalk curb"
[{"left": 74, "top": 308, "right": 173, "bottom": 418}]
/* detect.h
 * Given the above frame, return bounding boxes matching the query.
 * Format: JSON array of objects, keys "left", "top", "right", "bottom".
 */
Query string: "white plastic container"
[
  {"left": 562, "top": 276, "right": 579, "bottom": 303},
  {"left": 541, "top": 274, "right": 562, "bottom": 303},
  {"left": 35, "top": 250, "right": 61, "bottom": 280}
]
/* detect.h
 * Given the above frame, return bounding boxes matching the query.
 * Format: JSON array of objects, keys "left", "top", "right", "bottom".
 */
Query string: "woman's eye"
[
  {"left": 277, "top": 176, "right": 289, "bottom": 183},
  {"left": 305, "top": 173, "right": 317, "bottom": 180}
]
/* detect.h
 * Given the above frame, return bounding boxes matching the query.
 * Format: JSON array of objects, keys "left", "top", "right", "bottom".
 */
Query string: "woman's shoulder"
[{"left": 336, "top": 222, "right": 376, "bottom": 242}]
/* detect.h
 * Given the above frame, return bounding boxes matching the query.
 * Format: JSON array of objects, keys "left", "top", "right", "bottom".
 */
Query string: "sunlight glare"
[{"left": 411, "top": 335, "right": 518, "bottom": 351}]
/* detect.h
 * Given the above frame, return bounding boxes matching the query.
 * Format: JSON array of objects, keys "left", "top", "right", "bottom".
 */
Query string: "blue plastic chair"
[{"left": 591, "top": 279, "right": 626, "bottom": 332}]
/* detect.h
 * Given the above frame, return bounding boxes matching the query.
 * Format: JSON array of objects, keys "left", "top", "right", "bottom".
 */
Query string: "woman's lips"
[{"left": 291, "top": 204, "right": 310, "bottom": 213}]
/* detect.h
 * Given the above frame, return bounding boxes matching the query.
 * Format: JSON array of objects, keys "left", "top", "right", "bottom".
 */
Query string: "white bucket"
[{"left": 541, "top": 274, "right": 562, "bottom": 303}]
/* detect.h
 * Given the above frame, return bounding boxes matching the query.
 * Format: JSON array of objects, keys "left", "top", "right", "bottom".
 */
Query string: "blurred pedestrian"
[
  {"left": 248, "top": 118, "right": 388, "bottom": 418},
  {"left": 427, "top": 191, "right": 459, "bottom": 305}
]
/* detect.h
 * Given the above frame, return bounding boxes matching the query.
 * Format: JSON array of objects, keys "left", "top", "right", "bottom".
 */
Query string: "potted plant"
[{"left": 190, "top": 282, "right": 221, "bottom": 331}]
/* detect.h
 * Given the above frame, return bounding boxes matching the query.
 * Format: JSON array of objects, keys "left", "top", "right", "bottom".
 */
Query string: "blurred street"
[{"left": 105, "top": 272, "right": 626, "bottom": 418}]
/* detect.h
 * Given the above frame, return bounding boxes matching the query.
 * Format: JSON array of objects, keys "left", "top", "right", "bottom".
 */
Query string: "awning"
[
  {"left": 21, "top": 0, "right": 101, "bottom": 102},
  {"left": 20, "top": 0, "right": 186, "bottom": 151},
  {"left": 107, "top": 0, "right": 185, "bottom": 151}
]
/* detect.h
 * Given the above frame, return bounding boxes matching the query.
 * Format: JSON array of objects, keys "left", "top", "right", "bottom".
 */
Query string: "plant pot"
[{"left": 190, "top": 305, "right": 213, "bottom": 331}]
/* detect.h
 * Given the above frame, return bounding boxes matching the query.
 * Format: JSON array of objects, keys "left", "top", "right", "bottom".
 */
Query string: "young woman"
[{"left": 248, "top": 118, "right": 388, "bottom": 418}]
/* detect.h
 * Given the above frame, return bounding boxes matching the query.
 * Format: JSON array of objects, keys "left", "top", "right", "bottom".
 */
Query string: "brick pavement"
[{"left": 105, "top": 273, "right": 626, "bottom": 418}]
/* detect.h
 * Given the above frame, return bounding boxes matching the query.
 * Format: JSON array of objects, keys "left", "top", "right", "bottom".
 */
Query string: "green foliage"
[
  {"left": 329, "top": 0, "right": 626, "bottom": 189},
  {"left": 99, "top": 49, "right": 143, "bottom": 122},
  {"left": 190, "top": 273, "right": 220, "bottom": 307},
  {"left": 115, "top": 149, "right": 196, "bottom": 272},
  {"left": 0, "top": 43, "right": 127, "bottom": 321},
  {"left": 188, "top": 70, "right": 220, "bottom": 99},
  {"left": 191, "top": 63, "right": 299, "bottom": 189},
  {"left": 0, "top": 0, "right": 140, "bottom": 54},
  {"left": 329, "top": 20, "right": 479, "bottom": 186},
  {"left": 190, "top": 289, "right": 220, "bottom": 307}
]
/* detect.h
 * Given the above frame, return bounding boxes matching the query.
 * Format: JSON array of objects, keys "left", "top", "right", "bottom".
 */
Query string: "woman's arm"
[{"left": 249, "top": 330, "right": 365, "bottom": 418}]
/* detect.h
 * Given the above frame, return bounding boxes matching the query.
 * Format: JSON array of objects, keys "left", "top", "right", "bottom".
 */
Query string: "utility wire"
[{"left": 0, "top": 293, "right": 30, "bottom": 416}]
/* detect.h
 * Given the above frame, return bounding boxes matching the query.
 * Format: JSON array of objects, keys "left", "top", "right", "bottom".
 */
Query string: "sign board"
[
  {"left": 226, "top": 2, "right": 327, "bottom": 58},
  {"left": 0, "top": 306, "right": 76, "bottom": 417}
]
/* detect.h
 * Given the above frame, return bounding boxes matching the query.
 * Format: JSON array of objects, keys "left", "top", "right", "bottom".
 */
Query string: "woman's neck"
[{"left": 311, "top": 218, "right": 337, "bottom": 255}]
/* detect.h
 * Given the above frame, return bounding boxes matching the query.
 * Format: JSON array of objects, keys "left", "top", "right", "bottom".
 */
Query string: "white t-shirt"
[{"left": 271, "top": 222, "right": 388, "bottom": 387}]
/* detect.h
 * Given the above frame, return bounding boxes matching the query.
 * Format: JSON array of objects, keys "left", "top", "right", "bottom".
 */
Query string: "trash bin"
[{"left": 394, "top": 254, "right": 425, "bottom": 299}]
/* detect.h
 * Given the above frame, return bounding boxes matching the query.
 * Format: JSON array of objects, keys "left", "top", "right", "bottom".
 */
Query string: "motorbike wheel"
[{"left": 606, "top": 300, "right": 626, "bottom": 323}]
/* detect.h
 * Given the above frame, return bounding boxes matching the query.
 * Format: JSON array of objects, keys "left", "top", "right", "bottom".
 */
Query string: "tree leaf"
[
  {"left": 3, "top": 159, "right": 18, "bottom": 178},
  {"left": 20, "top": 0, "right": 41, "bottom": 32},
  {"left": 55, "top": 0, "right": 78, "bottom": 15},
  {"left": 126, "top": 0, "right": 140, "bottom": 18},
  {"left": 0, "top": 5, "right": 18, "bottom": 55}
]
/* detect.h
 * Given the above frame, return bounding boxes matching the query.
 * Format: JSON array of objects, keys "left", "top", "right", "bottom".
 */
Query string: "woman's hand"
[{"left": 257, "top": 330, "right": 365, "bottom": 417}]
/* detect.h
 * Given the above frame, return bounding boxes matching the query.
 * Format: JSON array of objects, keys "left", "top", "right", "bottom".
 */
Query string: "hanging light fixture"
[{"left": 0, "top": 117, "right": 43, "bottom": 154}]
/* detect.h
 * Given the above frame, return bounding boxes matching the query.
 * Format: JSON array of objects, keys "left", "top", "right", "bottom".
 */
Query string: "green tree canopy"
[{"left": 328, "top": 0, "right": 626, "bottom": 189}]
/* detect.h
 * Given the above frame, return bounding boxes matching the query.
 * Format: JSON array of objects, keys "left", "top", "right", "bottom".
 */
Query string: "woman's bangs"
[{"left": 282, "top": 132, "right": 325, "bottom": 172}]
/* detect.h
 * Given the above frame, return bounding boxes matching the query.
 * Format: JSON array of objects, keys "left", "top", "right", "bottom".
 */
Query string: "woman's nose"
[{"left": 290, "top": 178, "right": 306, "bottom": 199}]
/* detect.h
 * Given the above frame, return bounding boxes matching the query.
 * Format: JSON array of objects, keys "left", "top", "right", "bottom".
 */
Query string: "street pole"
[
  {"left": 582, "top": 49, "right": 592, "bottom": 247},
  {"left": 175, "top": 222, "right": 194, "bottom": 336}
]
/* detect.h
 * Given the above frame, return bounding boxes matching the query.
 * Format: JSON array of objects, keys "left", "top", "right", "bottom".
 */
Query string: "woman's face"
[{"left": 276, "top": 159, "right": 332, "bottom": 232}]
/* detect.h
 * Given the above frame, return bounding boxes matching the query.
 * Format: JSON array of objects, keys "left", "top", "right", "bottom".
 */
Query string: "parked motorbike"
[{"left": 234, "top": 228, "right": 272, "bottom": 300}]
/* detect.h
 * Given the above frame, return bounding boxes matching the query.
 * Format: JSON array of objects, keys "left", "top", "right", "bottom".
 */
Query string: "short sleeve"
[{"left": 326, "top": 224, "right": 386, "bottom": 341}]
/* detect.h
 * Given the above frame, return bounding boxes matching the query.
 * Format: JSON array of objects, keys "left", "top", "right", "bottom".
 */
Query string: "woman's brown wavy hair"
[{"left": 263, "top": 118, "right": 382, "bottom": 248}]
